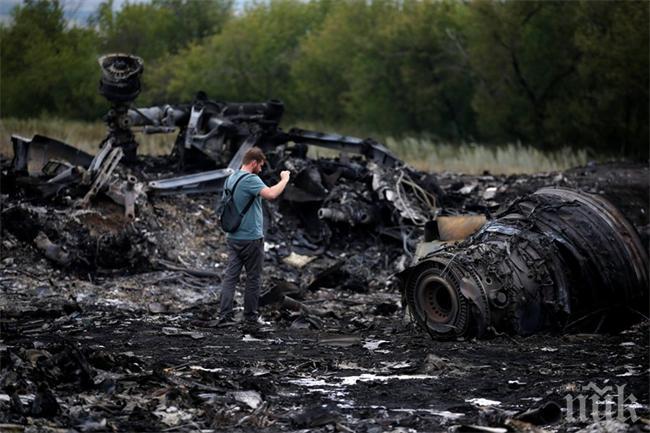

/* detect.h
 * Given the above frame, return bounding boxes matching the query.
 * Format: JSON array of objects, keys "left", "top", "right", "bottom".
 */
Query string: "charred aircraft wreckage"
[{"left": 2, "top": 54, "right": 648, "bottom": 340}]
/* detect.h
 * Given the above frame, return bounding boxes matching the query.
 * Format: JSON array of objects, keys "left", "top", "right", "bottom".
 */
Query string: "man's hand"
[{"left": 280, "top": 170, "right": 290, "bottom": 182}]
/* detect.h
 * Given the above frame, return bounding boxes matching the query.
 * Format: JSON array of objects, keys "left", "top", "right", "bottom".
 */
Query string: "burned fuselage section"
[{"left": 400, "top": 187, "right": 649, "bottom": 339}]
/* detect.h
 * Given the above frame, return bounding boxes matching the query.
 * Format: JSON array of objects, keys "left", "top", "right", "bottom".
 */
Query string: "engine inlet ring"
[
  {"left": 404, "top": 258, "right": 471, "bottom": 338},
  {"left": 416, "top": 275, "right": 458, "bottom": 323}
]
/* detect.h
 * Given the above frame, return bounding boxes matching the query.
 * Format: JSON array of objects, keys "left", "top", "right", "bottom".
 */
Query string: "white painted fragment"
[
  {"left": 288, "top": 378, "right": 331, "bottom": 387},
  {"left": 341, "top": 374, "right": 436, "bottom": 386},
  {"left": 392, "top": 408, "right": 464, "bottom": 420},
  {"left": 336, "top": 361, "right": 360, "bottom": 370},
  {"left": 283, "top": 252, "right": 316, "bottom": 268},
  {"left": 460, "top": 426, "right": 506, "bottom": 433},
  {"left": 363, "top": 340, "right": 390, "bottom": 351},
  {"left": 232, "top": 390, "right": 263, "bottom": 409},
  {"left": 465, "top": 398, "right": 502, "bottom": 407},
  {"left": 381, "top": 361, "right": 412, "bottom": 370},
  {"left": 459, "top": 184, "right": 477, "bottom": 195},
  {"left": 483, "top": 187, "right": 497, "bottom": 200},
  {"left": 190, "top": 366, "right": 223, "bottom": 373}
]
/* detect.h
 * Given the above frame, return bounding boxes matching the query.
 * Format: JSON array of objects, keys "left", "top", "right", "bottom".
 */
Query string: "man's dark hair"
[{"left": 242, "top": 147, "right": 267, "bottom": 165}]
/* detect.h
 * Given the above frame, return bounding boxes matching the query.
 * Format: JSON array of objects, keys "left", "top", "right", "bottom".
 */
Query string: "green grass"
[
  {"left": 2, "top": 117, "right": 591, "bottom": 174},
  {"left": 297, "top": 121, "right": 591, "bottom": 174},
  {"left": 384, "top": 137, "right": 589, "bottom": 175},
  {"left": 0, "top": 117, "right": 176, "bottom": 157}
]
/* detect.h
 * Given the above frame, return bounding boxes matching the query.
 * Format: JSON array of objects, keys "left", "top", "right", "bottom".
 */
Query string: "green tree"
[
  {"left": 292, "top": 0, "right": 475, "bottom": 138},
  {"left": 152, "top": 0, "right": 233, "bottom": 52},
  {"left": 148, "top": 0, "right": 330, "bottom": 109},
  {"left": 92, "top": 0, "right": 232, "bottom": 62},
  {"left": 92, "top": 0, "right": 176, "bottom": 62},
  {"left": 1, "top": 0, "right": 103, "bottom": 119},
  {"left": 463, "top": 0, "right": 583, "bottom": 148},
  {"left": 298, "top": 1, "right": 399, "bottom": 129},
  {"left": 568, "top": 0, "right": 649, "bottom": 156}
]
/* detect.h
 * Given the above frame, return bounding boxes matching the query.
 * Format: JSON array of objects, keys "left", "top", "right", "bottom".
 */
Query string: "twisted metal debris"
[{"left": 400, "top": 187, "right": 649, "bottom": 339}]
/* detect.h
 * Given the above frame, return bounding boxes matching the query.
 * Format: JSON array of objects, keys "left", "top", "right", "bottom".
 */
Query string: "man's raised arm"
[{"left": 260, "top": 170, "right": 290, "bottom": 200}]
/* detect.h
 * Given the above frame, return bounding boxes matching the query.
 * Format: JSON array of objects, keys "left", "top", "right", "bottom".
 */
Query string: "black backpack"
[{"left": 217, "top": 173, "right": 257, "bottom": 233}]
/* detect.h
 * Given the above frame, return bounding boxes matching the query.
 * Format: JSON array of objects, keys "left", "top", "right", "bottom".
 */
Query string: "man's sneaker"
[
  {"left": 216, "top": 317, "right": 237, "bottom": 328},
  {"left": 242, "top": 316, "right": 269, "bottom": 328}
]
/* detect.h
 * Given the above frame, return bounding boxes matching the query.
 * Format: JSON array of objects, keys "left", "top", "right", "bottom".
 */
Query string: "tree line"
[{"left": 1, "top": 0, "right": 648, "bottom": 157}]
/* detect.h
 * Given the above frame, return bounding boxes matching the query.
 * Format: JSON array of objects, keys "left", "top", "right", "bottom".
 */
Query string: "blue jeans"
[{"left": 219, "top": 238, "right": 264, "bottom": 321}]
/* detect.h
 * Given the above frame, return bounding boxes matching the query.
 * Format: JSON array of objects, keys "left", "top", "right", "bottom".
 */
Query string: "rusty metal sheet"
[{"left": 436, "top": 215, "right": 487, "bottom": 241}]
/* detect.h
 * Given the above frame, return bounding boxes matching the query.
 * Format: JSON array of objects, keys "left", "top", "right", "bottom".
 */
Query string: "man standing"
[{"left": 218, "top": 147, "right": 290, "bottom": 327}]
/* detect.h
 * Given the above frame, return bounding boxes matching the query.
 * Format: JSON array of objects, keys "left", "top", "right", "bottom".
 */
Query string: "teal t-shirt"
[{"left": 223, "top": 170, "right": 267, "bottom": 240}]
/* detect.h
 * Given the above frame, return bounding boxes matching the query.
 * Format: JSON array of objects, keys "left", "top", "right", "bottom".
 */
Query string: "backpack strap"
[
  {"left": 228, "top": 173, "right": 257, "bottom": 217},
  {"left": 240, "top": 194, "right": 257, "bottom": 217},
  {"left": 227, "top": 173, "right": 252, "bottom": 195}
]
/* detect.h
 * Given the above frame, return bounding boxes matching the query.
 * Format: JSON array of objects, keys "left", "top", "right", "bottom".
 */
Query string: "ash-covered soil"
[{"left": 1, "top": 160, "right": 648, "bottom": 432}]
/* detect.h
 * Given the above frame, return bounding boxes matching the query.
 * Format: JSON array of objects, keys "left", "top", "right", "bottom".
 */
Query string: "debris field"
[
  {"left": 1, "top": 155, "right": 648, "bottom": 432},
  {"left": 0, "top": 54, "right": 648, "bottom": 432}
]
